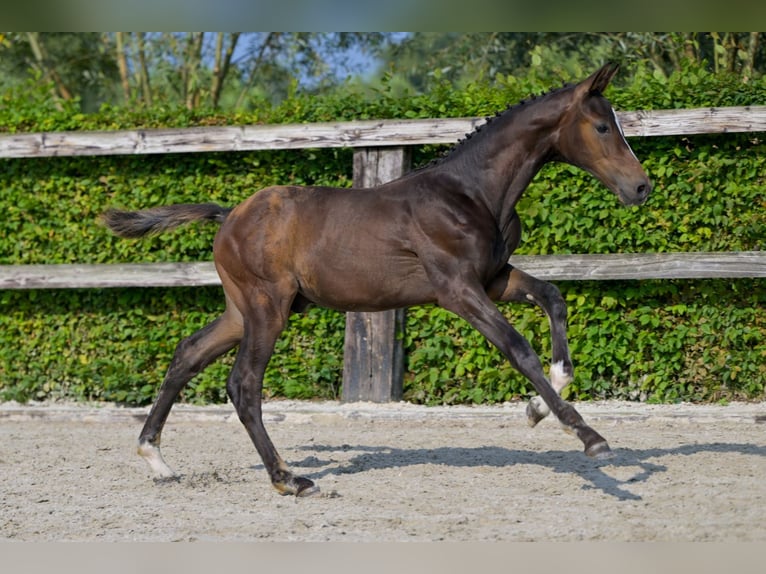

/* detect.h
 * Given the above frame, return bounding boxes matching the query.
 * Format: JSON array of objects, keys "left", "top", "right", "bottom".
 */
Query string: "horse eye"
[{"left": 596, "top": 124, "right": 609, "bottom": 134}]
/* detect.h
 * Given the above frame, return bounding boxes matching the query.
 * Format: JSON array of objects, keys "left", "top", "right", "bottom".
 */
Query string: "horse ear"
[{"left": 587, "top": 62, "right": 620, "bottom": 95}]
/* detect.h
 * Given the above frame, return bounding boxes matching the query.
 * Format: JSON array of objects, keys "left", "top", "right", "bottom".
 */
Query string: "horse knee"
[{"left": 540, "top": 282, "right": 567, "bottom": 322}]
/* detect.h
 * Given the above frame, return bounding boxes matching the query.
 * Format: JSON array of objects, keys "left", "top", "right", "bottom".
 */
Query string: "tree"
[
  {"left": 380, "top": 33, "right": 765, "bottom": 91},
  {"left": 0, "top": 32, "right": 388, "bottom": 112},
  {"left": 211, "top": 32, "right": 240, "bottom": 109},
  {"left": 3, "top": 33, "right": 759, "bottom": 113},
  {"left": 591, "top": 33, "right": 763, "bottom": 81},
  {"left": 0, "top": 32, "right": 120, "bottom": 111}
]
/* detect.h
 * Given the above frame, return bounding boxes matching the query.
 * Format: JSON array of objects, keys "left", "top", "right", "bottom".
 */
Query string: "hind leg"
[
  {"left": 226, "top": 292, "right": 319, "bottom": 497},
  {"left": 138, "top": 303, "right": 243, "bottom": 478},
  {"left": 487, "top": 265, "right": 574, "bottom": 427}
]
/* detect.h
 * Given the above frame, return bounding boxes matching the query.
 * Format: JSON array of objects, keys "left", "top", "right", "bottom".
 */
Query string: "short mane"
[{"left": 417, "top": 81, "right": 575, "bottom": 170}]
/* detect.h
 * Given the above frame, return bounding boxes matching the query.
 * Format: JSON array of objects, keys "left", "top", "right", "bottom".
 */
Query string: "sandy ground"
[{"left": 1, "top": 399, "right": 765, "bottom": 542}]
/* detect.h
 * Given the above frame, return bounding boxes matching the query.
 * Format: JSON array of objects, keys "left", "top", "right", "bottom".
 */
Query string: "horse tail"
[{"left": 101, "top": 203, "right": 233, "bottom": 238}]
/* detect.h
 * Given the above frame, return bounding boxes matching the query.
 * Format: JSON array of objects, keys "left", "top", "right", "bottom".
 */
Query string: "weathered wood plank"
[
  {"left": 0, "top": 119, "right": 483, "bottom": 158},
  {"left": 0, "top": 106, "right": 763, "bottom": 159},
  {"left": 1, "top": 252, "right": 763, "bottom": 290},
  {"left": 342, "top": 305, "right": 406, "bottom": 403},
  {"left": 619, "top": 106, "right": 766, "bottom": 137},
  {"left": 0, "top": 262, "right": 221, "bottom": 289},
  {"left": 508, "top": 251, "right": 766, "bottom": 280},
  {"left": 342, "top": 148, "right": 410, "bottom": 403}
]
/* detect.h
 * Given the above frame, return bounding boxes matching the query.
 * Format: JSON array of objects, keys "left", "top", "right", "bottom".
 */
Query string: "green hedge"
[{"left": 1, "top": 62, "right": 764, "bottom": 405}]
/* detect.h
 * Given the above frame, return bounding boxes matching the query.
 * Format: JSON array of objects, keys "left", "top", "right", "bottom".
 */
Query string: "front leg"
[
  {"left": 526, "top": 361, "right": 573, "bottom": 427},
  {"left": 440, "top": 278, "right": 611, "bottom": 459},
  {"left": 487, "top": 264, "right": 573, "bottom": 426}
]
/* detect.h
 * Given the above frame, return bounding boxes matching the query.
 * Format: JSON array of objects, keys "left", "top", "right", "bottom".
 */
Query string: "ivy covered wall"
[{"left": 1, "top": 62, "right": 764, "bottom": 404}]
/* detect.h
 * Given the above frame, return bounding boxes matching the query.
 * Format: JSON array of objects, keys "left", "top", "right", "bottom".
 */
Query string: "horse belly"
[{"left": 297, "top": 254, "right": 435, "bottom": 312}]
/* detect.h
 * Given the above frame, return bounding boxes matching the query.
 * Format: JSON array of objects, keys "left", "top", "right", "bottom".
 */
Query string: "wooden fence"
[{"left": 1, "top": 105, "right": 765, "bottom": 402}]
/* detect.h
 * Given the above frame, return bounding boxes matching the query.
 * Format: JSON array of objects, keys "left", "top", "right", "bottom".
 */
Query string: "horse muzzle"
[{"left": 617, "top": 179, "right": 652, "bottom": 206}]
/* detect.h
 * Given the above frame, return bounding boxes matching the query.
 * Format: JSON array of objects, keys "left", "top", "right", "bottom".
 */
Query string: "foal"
[{"left": 103, "top": 63, "right": 651, "bottom": 496}]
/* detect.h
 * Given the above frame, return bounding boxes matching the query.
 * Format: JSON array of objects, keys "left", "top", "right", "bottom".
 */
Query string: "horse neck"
[{"left": 438, "top": 92, "right": 570, "bottom": 226}]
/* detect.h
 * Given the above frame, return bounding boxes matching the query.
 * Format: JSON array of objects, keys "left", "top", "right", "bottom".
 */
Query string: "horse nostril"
[{"left": 637, "top": 183, "right": 649, "bottom": 198}]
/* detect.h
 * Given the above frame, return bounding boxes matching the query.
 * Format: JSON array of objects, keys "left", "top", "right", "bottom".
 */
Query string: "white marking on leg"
[
  {"left": 549, "top": 360, "right": 573, "bottom": 393},
  {"left": 550, "top": 360, "right": 578, "bottom": 432},
  {"left": 529, "top": 396, "right": 550, "bottom": 418},
  {"left": 138, "top": 442, "right": 176, "bottom": 478},
  {"left": 528, "top": 361, "right": 571, "bottom": 423}
]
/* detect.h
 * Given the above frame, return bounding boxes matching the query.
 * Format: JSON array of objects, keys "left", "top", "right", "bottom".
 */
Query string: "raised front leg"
[
  {"left": 443, "top": 280, "right": 612, "bottom": 459},
  {"left": 487, "top": 264, "right": 573, "bottom": 427}
]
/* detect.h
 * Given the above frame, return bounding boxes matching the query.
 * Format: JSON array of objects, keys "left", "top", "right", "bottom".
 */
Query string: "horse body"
[
  {"left": 218, "top": 179, "right": 510, "bottom": 313},
  {"left": 103, "top": 63, "right": 651, "bottom": 496}
]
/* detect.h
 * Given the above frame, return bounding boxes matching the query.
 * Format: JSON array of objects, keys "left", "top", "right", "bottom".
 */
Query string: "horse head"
[{"left": 555, "top": 63, "right": 652, "bottom": 206}]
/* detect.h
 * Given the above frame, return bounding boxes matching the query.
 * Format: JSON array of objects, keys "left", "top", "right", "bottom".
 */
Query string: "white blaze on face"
[{"left": 611, "top": 107, "right": 640, "bottom": 162}]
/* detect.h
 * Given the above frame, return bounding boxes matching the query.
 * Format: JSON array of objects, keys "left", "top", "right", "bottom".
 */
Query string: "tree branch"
[
  {"left": 211, "top": 32, "right": 240, "bottom": 108},
  {"left": 26, "top": 32, "right": 73, "bottom": 102},
  {"left": 115, "top": 32, "right": 131, "bottom": 103}
]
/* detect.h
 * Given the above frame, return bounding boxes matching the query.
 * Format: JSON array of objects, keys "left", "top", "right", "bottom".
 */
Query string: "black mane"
[{"left": 415, "top": 81, "right": 575, "bottom": 170}]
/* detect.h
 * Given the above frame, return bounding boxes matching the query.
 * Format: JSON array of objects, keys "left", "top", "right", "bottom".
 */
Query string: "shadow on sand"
[{"left": 272, "top": 441, "right": 766, "bottom": 501}]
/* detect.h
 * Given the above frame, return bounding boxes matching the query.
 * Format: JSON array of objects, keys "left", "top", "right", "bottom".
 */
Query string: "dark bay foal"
[{"left": 103, "top": 63, "right": 651, "bottom": 496}]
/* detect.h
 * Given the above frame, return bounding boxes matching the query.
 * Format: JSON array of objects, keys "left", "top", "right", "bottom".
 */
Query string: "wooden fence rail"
[
  {"left": 1, "top": 106, "right": 765, "bottom": 402},
  {"left": 2, "top": 252, "right": 765, "bottom": 290},
  {"left": 0, "top": 106, "right": 764, "bottom": 158}
]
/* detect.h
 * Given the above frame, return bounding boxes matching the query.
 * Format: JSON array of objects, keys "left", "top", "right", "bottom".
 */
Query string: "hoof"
[
  {"left": 297, "top": 483, "right": 321, "bottom": 498},
  {"left": 294, "top": 475, "right": 320, "bottom": 497},
  {"left": 585, "top": 440, "right": 614, "bottom": 459},
  {"left": 526, "top": 398, "right": 548, "bottom": 428},
  {"left": 275, "top": 475, "right": 320, "bottom": 497},
  {"left": 138, "top": 442, "right": 177, "bottom": 479}
]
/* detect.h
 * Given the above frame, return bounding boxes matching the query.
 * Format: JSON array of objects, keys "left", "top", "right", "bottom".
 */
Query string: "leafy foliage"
[
  {"left": 384, "top": 33, "right": 766, "bottom": 93},
  {"left": 1, "top": 61, "right": 764, "bottom": 405}
]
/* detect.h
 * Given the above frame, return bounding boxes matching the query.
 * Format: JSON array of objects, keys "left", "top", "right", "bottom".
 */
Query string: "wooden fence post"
[{"left": 342, "top": 147, "right": 410, "bottom": 402}]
